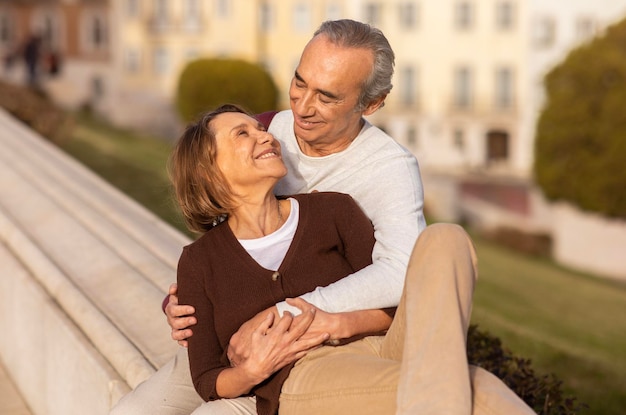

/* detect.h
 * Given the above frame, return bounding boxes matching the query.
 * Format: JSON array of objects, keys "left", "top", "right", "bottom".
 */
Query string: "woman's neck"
[{"left": 228, "top": 195, "right": 286, "bottom": 239}]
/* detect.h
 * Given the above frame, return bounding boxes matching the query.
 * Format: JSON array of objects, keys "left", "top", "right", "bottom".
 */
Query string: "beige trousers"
[{"left": 279, "top": 223, "right": 536, "bottom": 415}]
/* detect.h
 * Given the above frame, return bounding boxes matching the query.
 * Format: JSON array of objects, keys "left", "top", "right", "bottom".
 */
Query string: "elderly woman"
[{"left": 169, "top": 104, "right": 392, "bottom": 415}]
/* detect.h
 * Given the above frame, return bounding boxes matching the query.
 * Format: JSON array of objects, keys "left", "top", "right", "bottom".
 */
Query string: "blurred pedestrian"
[{"left": 22, "top": 33, "right": 42, "bottom": 87}]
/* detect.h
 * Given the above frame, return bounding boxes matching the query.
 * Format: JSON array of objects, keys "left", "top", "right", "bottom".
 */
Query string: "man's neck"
[{"left": 296, "top": 118, "right": 365, "bottom": 157}]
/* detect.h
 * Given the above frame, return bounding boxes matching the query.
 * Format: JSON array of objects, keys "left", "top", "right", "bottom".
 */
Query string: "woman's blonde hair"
[{"left": 168, "top": 104, "right": 248, "bottom": 233}]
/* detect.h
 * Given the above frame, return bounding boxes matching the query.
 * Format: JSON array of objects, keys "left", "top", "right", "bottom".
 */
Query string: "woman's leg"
[
  {"left": 109, "top": 347, "right": 203, "bottom": 415},
  {"left": 191, "top": 397, "right": 257, "bottom": 415}
]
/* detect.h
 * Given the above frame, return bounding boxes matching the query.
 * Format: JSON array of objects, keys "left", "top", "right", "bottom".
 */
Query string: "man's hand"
[
  {"left": 286, "top": 298, "right": 393, "bottom": 344},
  {"left": 165, "top": 283, "right": 197, "bottom": 347}
]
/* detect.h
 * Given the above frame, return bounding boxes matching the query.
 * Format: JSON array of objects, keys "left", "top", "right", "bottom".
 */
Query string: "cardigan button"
[{"left": 271, "top": 271, "right": 280, "bottom": 281}]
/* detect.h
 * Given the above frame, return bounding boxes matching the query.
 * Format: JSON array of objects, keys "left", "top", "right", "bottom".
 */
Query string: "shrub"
[
  {"left": 176, "top": 58, "right": 279, "bottom": 122},
  {"left": 468, "top": 325, "right": 586, "bottom": 415},
  {"left": 0, "top": 80, "right": 73, "bottom": 142},
  {"left": 534, "top": 18, "right": 626, "bottom": 219}
]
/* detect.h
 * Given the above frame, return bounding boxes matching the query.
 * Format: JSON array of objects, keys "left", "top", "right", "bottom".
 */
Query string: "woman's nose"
[{"left": 256, "top": 130, "right": 274, "bottom": 144}]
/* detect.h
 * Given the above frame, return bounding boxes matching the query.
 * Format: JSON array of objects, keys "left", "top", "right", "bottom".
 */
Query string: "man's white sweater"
[{"left": 270, "top": 110, "right": 426, "bottom": 314}]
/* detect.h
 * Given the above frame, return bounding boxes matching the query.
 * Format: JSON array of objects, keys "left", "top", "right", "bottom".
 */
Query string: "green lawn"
[
  {"left": 57, "top": 113, "right": 626, "bottom": 414},
  {"left": 470, "top": 240, "right": 626, "bottom": 414}
]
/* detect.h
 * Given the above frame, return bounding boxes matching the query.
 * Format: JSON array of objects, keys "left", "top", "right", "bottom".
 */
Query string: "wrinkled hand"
[
  {"left": 234, "top": 309, "right": 329, "bottom": 382},
  {"left": 286, "top": 298, "right": 343, "bottom": 343},
  {"left": 228, "top": 305, "right": 329, "bottom": 368},
  {"left": 165, "top": 283, "right": 196, "bottom": 347}
]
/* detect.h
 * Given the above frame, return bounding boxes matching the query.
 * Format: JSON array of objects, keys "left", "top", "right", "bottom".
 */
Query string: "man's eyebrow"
[{"left": 294, "top": 70, "right": 339, "bottom": 100}]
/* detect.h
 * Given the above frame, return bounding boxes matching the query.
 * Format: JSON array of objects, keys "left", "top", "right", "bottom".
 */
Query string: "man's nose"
[{"left": 293, "top": 90, "right": 314, "bottom": 116}]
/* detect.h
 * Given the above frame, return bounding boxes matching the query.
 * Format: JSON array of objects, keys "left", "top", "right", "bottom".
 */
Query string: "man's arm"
[{"left": 279, "top": 153, "right": 426, "bottom": 315}]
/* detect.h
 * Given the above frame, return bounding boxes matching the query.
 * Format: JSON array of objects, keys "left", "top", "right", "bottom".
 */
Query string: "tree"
[
  {"left": 534, "top": 18, "right": 626, "bottom": 219},
  {"left": 176, "top": 58, "right": 279, "bottom": 123}
]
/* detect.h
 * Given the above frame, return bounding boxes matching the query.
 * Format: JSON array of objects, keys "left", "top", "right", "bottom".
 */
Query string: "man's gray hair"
[{"left": 314, "top": 19, "right": 395, "bottom": 111}]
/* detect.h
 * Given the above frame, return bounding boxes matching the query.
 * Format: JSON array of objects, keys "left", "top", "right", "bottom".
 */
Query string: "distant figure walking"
[{"left": 23, "top": 34, "right": 42, "bottom": 87}]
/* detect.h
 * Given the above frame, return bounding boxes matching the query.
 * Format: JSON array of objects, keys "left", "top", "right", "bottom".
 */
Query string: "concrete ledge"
[{"left": 0, "top": 108, "right": 191, "bottom": 414}]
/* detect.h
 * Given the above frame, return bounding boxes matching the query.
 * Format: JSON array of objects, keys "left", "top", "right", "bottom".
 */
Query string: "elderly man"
[{"left": 111, "top": 19, "right": 535, "bottom": 415}]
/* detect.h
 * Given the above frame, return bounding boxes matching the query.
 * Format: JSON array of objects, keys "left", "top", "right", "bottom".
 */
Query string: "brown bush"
[{"left": 0, "top": 80, "right": 73, "bottom": 143}]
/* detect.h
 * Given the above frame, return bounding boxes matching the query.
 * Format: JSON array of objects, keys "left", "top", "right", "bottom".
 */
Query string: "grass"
[
  {"left": 469, "top": 239, "right": 626, "bottom": 414},
  {"left": 56, "top": 112, "right": 626, "bottom": 414}
]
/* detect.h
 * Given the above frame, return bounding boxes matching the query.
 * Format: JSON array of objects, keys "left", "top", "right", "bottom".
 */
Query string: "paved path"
[{"left": 0, "top": 361, "right": 31, "bottom": 415}]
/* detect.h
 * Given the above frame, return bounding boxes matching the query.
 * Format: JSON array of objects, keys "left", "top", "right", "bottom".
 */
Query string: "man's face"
[{"left": 289, "top": 34, "right": 377, "bottom": 155}]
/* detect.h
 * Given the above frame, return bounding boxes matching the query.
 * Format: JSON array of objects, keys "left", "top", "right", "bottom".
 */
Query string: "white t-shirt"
[{"left": 238, "top": 198, "right": 299, "bottom": 271}]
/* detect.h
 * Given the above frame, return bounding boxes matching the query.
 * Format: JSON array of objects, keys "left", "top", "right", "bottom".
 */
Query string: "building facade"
[{"left": 1, "top": 0, "right": 626, "bottom": 175}]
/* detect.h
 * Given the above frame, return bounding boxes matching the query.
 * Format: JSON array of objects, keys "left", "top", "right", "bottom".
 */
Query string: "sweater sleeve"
[{"left": 177, "top": 247, "right": 228, "bottom": 401}]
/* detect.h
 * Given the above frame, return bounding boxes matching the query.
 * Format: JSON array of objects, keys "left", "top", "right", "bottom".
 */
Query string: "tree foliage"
[
  {"left": 175, "top": 58, "right": 279, "bottom": 123},
  {"left": 534, "top": 18, "right": 626, "bottom": 219}
]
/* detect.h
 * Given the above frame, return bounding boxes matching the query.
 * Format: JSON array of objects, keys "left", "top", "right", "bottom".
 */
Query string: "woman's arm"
[{"left": 179, "top": 248, "right": 330, "bottom": 400}]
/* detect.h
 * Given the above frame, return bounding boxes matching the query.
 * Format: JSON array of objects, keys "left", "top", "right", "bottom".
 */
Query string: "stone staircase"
[{"left": 0, "top": 108, "right": 190, "bottom": 414}]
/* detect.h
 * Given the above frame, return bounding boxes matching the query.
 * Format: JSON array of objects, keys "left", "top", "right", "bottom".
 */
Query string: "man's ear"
[{"left": 362, "top": 94, "right": 387, "bottom": 116}]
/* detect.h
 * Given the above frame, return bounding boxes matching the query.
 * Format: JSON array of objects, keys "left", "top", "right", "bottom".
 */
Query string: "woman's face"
[{"left": 212, "top": 112, "right": 287, "bottom": 193}]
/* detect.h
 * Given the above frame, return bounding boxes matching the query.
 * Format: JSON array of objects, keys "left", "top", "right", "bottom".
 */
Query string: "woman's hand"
[
  {"left": 228, "top": 306, "right": 329, "bottom": 368},
  {"left": 217, "top": 309, "right": 329, "bottom": 398},
  {"left": 164, "top": 283, "right": 197, "bottom": 347}
]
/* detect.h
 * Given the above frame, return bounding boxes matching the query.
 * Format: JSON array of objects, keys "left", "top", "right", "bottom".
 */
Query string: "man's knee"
[{"left": 410, "top": 223, "right": 477, "bottom": 275}]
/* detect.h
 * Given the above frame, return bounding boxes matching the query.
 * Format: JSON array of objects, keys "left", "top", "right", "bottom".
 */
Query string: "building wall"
[{"left": 3, "top": 0, "right": 626, "bottom": 166}]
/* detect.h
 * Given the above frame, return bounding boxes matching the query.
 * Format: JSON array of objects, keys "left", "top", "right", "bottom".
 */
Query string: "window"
[
  {"left": 398, "top": 2, "right": 418, "bottom": 30},
  {"left": 259, "top": 2, "right": 274, "bottom": 32},
  {"left": 400, "top": 66, "right": 417, "bottom": 106},
  {"left": 533, "top": 16, "right": 555, "bottom": 47},
  {"left": 325, "top": 3, "right": 342, "bottom": 21},
  {"left": 0, "top": 13, "right": 12, "bottom": 45},
  {"left": 576, "top": 17, "right": 596, "bottom": 41},
  {"left": 454, "top": 66, "right": 473, "bottom": 109},
  {"left": 453, "top": 128, "right": 465, "bottom": 151},
  {"left": 153, "top": 47, "right": 169, "bottom": 75},
  {"left": 215, "top": 0, "right": 231, "bottom": 17},
  {"left": 486, "top": 130, "right": 509, "bottom": 161},
  {"left": 495, "top": 1, "right": 514, "bottom": 30},
  {"left": 495, "top": 66, "right": 514, "bottom": 109},
  {"left": 80, "top": 10, "right": 108, "bottom": 53},
  {"left": 91, "top": 75, "right": 104, "bottom": 100},
  {"left": 406, "top": 125, "right": 418, "bottom": 148},
  {"left": 125, "top": 48, "right": 141, "bottom": 73},
  {"left": 364, "top": 3, "right": 382, "bottom": 27},
  {"left": 91, "top": 15, "right": 108, "bottom": 49},
  {"left": 183, "top": 0, "right": 202, "bottom": 32},
  {"left": 126, "top": 0, "right": 140, "bottom": 18},
  {"left": 292, "top": 3, "right": 310, "bottom": 33},
  {"left": 153, "top": 0, "right": 168, "bottom": 28},
  {"left": 455, "top": 1, "right": 473, "bottom": 30}
]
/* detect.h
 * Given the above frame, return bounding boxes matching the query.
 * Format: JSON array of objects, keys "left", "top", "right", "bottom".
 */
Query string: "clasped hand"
[{"left": 227, "top": 298, "right": 332, "bottom": 370}]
